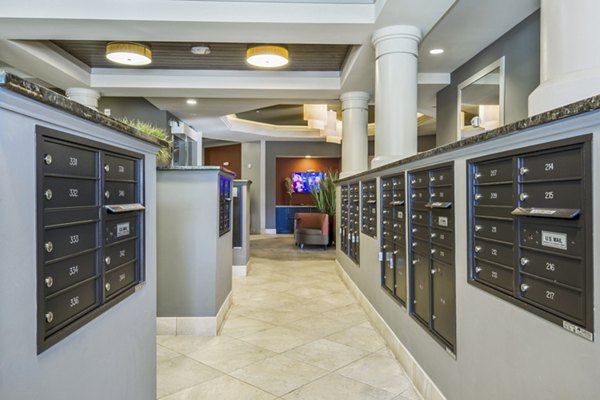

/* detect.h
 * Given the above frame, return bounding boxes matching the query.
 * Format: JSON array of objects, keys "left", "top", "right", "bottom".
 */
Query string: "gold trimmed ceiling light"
[
  {"left": 106, "top": 42, "right": 152, "bottom": 66},
  {"left": 246, "top": 45, "right": 289, "bottom": 68}
]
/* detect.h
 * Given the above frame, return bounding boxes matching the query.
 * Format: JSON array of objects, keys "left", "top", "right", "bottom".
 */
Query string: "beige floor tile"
[
  {"left": 282, "top": 373, "right": 396, "bottom": 400},
  {"left": 323, "top": 304, "right": 369, "bottom": 325},
  {"left": 327, "top": 325, "right": 386, "bottom": 353},
  {"left": 231, "top": 354, "right": 328, "bottom": 396},
  {"left": 160, "top": 375, "right": 276, "bottom": 400},
  {"left": 394, "top": 387, "right": 423, "bottom": 400},
  {"left": 284, "top": 338, "right": 368, "bottom": 371},
  {"left": 311, "top": 292, "right": 357, "bottom": 308},
  {"left": 286, "top": 286, "right": 334, "bottom": 299},
  {"left": 186, "top": 338, "right": 276, "bottom": 373},
  {"left": 157, "top": 344, "right": 181, "bottom": 361},
  {"left": 220, "top": 316, "right": 276, "bottom": 338},
  {"left": 375, "top": 346, "right": 396, "bottom": 359},
  {"left": 284, "top": 314, "right": 352, "bottom": 338},
  {"left": 239, "top": 326, "right": 315, "bottom": 353},
  {"left": 158, "top": 335, "right": 233, "bottom": 355},
  {"left": 157, "top": 355, "right": 222, "bottom": 398},
  {"left": 246, "top": 308, "right": 312, "bottom": 326},
  {"left": 337, "top": 354, "right": 412, "bottom": 395}
]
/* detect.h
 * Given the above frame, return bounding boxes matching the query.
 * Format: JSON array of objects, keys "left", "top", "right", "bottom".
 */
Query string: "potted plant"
[
  {"left": 284, "top": 176, "right": 294, "bottom": 205},
  {"left": 119, "top": 117, "right": 173, "bottom": 167},
  {"left": 310, "top": 169, "right": 338, "bottom": 245}
]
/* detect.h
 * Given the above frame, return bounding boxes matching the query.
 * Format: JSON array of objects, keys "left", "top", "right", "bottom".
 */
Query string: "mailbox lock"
[
  {"left": 393, "top": 250, "right": 399, "bottom": 255},
  {"left": 45, "top": 312, "right": 54, "bottom": 323},
  {"left": 519, "top": 193, "right": 529, "bottom": 201},
  {"left": 520, "top": 257, "right": 530, "bottom": 266},
  {"left": 430, "top": 232, "right": 437, "bottom": 238},
  {"left": 474, "top": 246, "right": 482, "bottom": 253},
  {"left": 44, "top": 154, "right": 53, "bottom": 165},
  {"left": 431, "top": 249, "right": 437, "bottom": 254},
  {"left": 475, "top": 225, "right": 482, "bottom": 232},
  {"left": 412, "top": 242, "right": 417, "bottom": 247},
  {"left": 412, "top": 228, "right": 417, "bottom": 233},
  {"left": 519, "top": 167, "right": 529, "bottom": 176},
  {"left": 45, "top": 241, "right": 54, "bottom": 253},
  {"left": 104, "top": 190, "right": 111, "bottom": 199},
  {"left": 44, "top": 189, "right": 53, "bottom": 200},
  {"left": 431, "top": 268, "right": 437, "bottom": 274},
  {"left": 474, "top": 193, "right": 483, "bottom": 200},
  {"left": 475, "top": 267, "right": 482, "bottom": 274},
  {"left": 474, "top": 172, "right": 482, "bottom": 179},
  {"left": 431, "top": 193, "right": 437, "bottom": 198},
  {"left": 432, "top": 314, "right": 437, "bottom": 320},
  {"left": 411, "top": 179, "right": 416, "bottom": 185},
  {"left": 105, "top": 283, "right": 111, "bottom": 292},
  {"left": 520, "top": 283, "right": 530, "bottom": 292},
  {"left": 105, "top": 256, "right": 111, "bottom": 265},
  {"left": 45, "top": 276, "right": 54, "bottom": 288},
  {"left": 411, "top": 193, "right": 417, "bottom": 199},
  {"left": 411, "top": 214, "right": 416, "bottom": 220},
  {"left": 412, "top": 259, "right": 419, "bottom": 265},
  {"left": 104, "top": 164, "right": 110, "bottom": 172}
]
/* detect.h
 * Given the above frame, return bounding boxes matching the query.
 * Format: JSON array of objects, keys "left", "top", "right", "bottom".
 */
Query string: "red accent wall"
[
  {"left": 204, "top": 144, "right": 242, "bottom": 177},
  {"left": 276, "top": 157, "right": 340, "bottom": 205}
]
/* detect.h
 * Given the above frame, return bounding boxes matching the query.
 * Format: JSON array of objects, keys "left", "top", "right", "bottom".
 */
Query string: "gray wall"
[
  {"left": 265, "top": 141, "right": 341, "bottom": 229},
  {"left": 241, "top": 141, "right": 262, "bottom": 233},
  {"left": 0, "top": 89, "right": 158, "bottom": 400},
  {"left": 233, "top": 180, "right": 251, "bottom": 266},
  {"left": 98, "top": 97, "right": 175, "bottom": 131},
  {"left": 436, "top": 11, "right": 540, "bottom": 146},
  {"left": 337, "top": 111, "right": 600, "bottom": 400}
]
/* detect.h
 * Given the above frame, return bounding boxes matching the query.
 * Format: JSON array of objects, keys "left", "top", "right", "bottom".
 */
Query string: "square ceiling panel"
[{"left": 50, "top": 40, "right": 352, "bottom": 71}]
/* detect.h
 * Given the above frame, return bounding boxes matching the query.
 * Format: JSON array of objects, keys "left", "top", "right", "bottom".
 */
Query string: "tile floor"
[{"left": 156, "top": 235, "right": 422, "bottom": 399}]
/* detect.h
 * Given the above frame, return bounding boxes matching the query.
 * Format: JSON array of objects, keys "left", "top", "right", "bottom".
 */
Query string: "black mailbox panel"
[
  {"left": 340, "top": 185, "right": 349, "bottom": 254},
  {"left": 37, "top": 126, "right": 146, "bottom": 353},
  {"left": 348, "top": 183, "right": 360, "bottom": 263},
  {"left": 219, "top": 175, "right": 233, "bottom": 236},
  {"left": 408, "top": 163, "right": 456, "bottom": 354},
  {"left": 361, "top": 179, "right": 377, "bottom": 238},
  {"left": 468, "top": 136, "right": 593, "bottom": 341}
]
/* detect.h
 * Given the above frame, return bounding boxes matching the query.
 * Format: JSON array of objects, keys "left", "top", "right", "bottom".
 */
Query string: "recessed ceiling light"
[
  {"left": 429, "top": 48, "right": 444, "bottom": 55},
  {"left": 190, "top": 45, "right": 211, "bottom": 55},
  {"left": 186, "top": 99, "right": 197, "bottom": 105},
  {"left": 305, "top": 155, "right": 312, "bottom": 159},
  {"left": 106, "top": 42, "right": 152, "bottom": 66},
  {"left": 246, "top": 45, "right": 289, "bottom": 68}
]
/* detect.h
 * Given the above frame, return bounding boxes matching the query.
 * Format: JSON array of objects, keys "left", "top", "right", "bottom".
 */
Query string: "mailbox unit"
[
  {"left": 219, "top": 175, "right": 232, "bottom": 236},
  {"left": 36, "top": 126, "right": 145, "bottom": 353},
  {"left": 467, "top": 136, "right": 593, "bottom": 340},
  {"left": 361, "top": 179, "right": 377, "bottom": 238},
  {"left": 339, "top": 183, "right": 360, "bottom": 263},
  {"left": 407, "top": 163, "right": 456, "bottom": 353},
  {"left": 380, "top": 173, "right": 407, "bottom": 305},
  {"left": 340, "top": 185, "right": 349, "bottom": 255}
]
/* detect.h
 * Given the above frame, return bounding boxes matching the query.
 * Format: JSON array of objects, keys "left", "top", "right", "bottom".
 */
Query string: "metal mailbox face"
[
  {"left": 519, "top": 147, "right": 582, "bottom": 182},
  {"left": 473, "top": 158, "right": 513, "bottom": 184},
  {"left": 412, "top": 255, "right": 430, "bottom": 321},
  {"left": 473, "top": 184, "right": 513, "bottom": 206},
  {"left": 105, "top": 215, "right": 138, "bottom": 245},
  {"left": 44, "top": 279, "right": 98, "bottom": 330},
  {"left": 431, "top": 245, "right": 454, "bottom": 265},
  {"left": 104, "top": 181, "right": 136, "bottom": 204},
  {"left": 432, "top": 261, "right": 456, "bottom": 345},
  {"left": 44, "top": 251, "right": 98, "bottom": 296},
  {"left": 395, "top": 257, "right": 407, "bottom": 302},
  {"left": 411, "top": 209, "right": 429, "bottom": 226},
  {"left": 104, "top": 155, "right": 136, "bottom": 181},
  {"left": 519, "top": 249, "right": 583, "bottom": 289},
  {"left": 520, "top": 222, "right": 583, "bottom": 258},
  {"left": 42, "top": 141, "right": 97, "bottom": 178},
  {"left": 411, "top": 239, "right": 430, "bottom": 256},
  {"left": 43, "top": 177, "right": 97, "bottom": 208},
  {"left": 473, "top": 239, "right": 513, "bottom": 266},
  {"left": 431, "top": 186, "right": 453, "bottom": 202},
  {"left": 431, "top": 228, "right": 454, "bottom": 248},
  {"left": 474, "top": 205, "right": 514, "bottom": 219},
  {"left": 411, "top": 187, "right": 430, "bottom": 206},
  {"left": 519, "top": 180, "right": 582, "bottom": 210},
  {"left": 474, "top": 218, "right": 513, "bottom": 243},
  {"left": 411, "top": 171, "right": 430, "bottom": 188},
  {"left": 392, "top": 191, "right": 405, "bottom": 202},
  {"left": 411, "top": 225, "right": 429, "bottom": 241},
  {"left": 105, "top": 261, "right": 137, "bottom": 298},
  {"left": 474, "top": 260, "right": 513, "bottom": 292},
  {"left": 44, "top": 223, "right": 98, "bottom": 262},
  {"left": 519, "top": 275, "right": 583, "bottom": 321},
  {"left": 383, "top": 254, "right": 395, "bottom": 292},
  {"left": 431, "top": 209, "right": 453, "bottom": 230},
  {"left": 430, "top": 168, "right": 453, "bottom": 186},
  {"left": 104, "top": 239, "right": 137, "bottom": 271}
]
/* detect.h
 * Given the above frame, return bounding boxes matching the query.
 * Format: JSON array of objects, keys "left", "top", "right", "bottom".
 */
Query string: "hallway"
[{"left": 156, "top": 235, "right": 421, "bottom": 399}]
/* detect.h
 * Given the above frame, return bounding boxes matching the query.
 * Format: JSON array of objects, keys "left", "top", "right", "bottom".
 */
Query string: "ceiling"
[{"left": 0, "top": 0, "right": 540, "bottom": 142}]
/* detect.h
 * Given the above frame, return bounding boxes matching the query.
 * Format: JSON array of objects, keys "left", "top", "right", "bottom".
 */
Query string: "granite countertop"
[
  {"left": 337, "top": 94, "right": 600, "bottom": 183},
  {"left": 0, "top": 70, "right": 169, "bottom": 148},
  {"left": 157, "top": 166, "right": 237, "bottom": 176}
]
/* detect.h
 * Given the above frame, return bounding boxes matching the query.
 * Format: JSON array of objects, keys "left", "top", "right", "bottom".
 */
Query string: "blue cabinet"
[{"left": 275, "top": 206, "right": 318, "bottom": 233}]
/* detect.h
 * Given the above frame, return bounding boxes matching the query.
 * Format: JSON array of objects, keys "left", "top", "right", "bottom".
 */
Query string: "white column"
[
  {"left": 371, "top": 25, "right": 421, "bottom": 168},
  {"left": 65, "top": 88, "right": 101, "bottom": 110},
  {"left": 340, "top": 91, "right": 370, "bottom": 178},
  {"left": 528, "top": 0, "right": 600, "bottom": 116}
]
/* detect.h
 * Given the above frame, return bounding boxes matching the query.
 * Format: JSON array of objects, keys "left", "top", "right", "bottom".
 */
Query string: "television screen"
[{"left": 291, "top": 172, "right": 325, "bottom": 193}]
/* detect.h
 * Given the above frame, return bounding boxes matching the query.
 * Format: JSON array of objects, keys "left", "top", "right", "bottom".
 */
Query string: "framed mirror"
[{"left": 457, "top": 57, "right": 505, "bottom": 140}]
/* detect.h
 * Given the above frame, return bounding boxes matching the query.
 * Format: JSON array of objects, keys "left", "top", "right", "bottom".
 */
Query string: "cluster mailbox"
[
  {"left": 380, "top": 173, "right": 407, "bottom": 305},
  {"left": 468, "top": 136, "right": 593, "bottom": 340},
  {"left": 361, "top": 179, "right": 377, "bottom": 238},
  {"left": 219, "top": 175, "right": 232, "bottom": 236},
  {"left": 37, "top": 126, "right": 145, "bottom": 353},
  {"left": 339, "top": 183, "right": 360, "bottom": 263},
  {"left": 408, "top": 163, "right": 456, "bottom": 353},
  {"left": 340, "top": 185, "right": 349, "bottom": 255}
]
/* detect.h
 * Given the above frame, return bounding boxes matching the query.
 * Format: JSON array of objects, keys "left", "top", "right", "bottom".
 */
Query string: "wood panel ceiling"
[{"left": 50, "top": 40, "right": 352, "bottom": 71}]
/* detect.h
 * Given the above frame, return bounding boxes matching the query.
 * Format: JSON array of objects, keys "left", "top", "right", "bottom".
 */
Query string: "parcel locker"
[
  {"left": 467, "top": 136, "right": 593, "bottom": 340},
  {"left": 36, "top": 126, "right": 146, "bottom": 353},
  {"left": 407, "top": 163, "right": 456, "bottom": 354}
]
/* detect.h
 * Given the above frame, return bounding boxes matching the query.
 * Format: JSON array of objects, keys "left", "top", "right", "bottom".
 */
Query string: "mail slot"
[
  {"left": 430, "top": 228, "right": 453, "bottom": 248},
  {"left": 412, "top": 255, "right": 430, "bottom": 322},
  {"left": 519, "top": 248, "right": 583, "bottom": 289},
  {"left": 431, "top": 186, "right": 453, "bottom": 202},
  {"left": 473, "top": 184, "right": 513, "bottom": 206},
  {"left": 519, "top": 147, "right": 582, "bottom": 182},
  {"left": 411, "top": 171, "right": 430, "bottom": 188},
  {"left": 430, "top": 168, "right": 452, "bottom": 186},
  {"left": 43, "top": 177, "right": 97, "bottom": 209},
  {"left": 392, "top": 190, "right": 405, "bottom": 202},
  {"left": 105, "top": 261, "right": 137, "bottom": 298},
  {"left": 519, "top": 180, "right": 582, "bottom": 210},
  {"left": 42, "top": 140, "right": 97, "bottom": 178},
  {"left": 412, "top": 239, "right": 430, "bottom": 255},
  {"left": 473, "top": 260, "right": 513, "bottom": 292},
  {"left": 474, "top": 205, "right": 514, "bottom": 220},
  {"left": 473, "top": 218, "right": 513, "bottom": 243},
  {"left": 44, "top": 222, "right": 98, "bottom": 261},
  {"left": 382, "top": 180, "right": 392, "bottom": 190},
  {"left": 411, "top": 187, "right": 430, "bottom": 205},
  {"left": 473, "top": 158, "right": 513, "bottom": 184},
  {"left": 412, "top": 225, "right": 430, "bottom": 241},
  {"left": 104, "top": 238, "right": 137, "bottom": 271},
  {"left": 104, "top": 181, "right": 137, "bottom": 204},
  {"left": 393, "top": 220, "right": 405, "bottom": 235},
  {"left": 104, "top": 154, "right": 136, "bottom": 181},
  {"left": 431, "top": 209, "right": 453, "bottom": 229},
  {"left": 519, "top": 275, "right": 583, "bottom": 321},
  {"left": 520, "top": 221, "right": 583, "bottom": 257},
  {"left": 473, "top": 239, "right": 513, "bottom": 266},
  {"left": 44, "top": 250, "right": 98, "bottom": 296},
  {"left": 431, "top": 244, "right": 454, "bottom": 264},
  {"left": 105, "top": 215, "right": 138, "bottom": 244},
  {"left": 431, "top": 260, "right": 456, "bottom": 346},
  {"left": 44, "top": 278, "right": 98, "bottom": 330}
]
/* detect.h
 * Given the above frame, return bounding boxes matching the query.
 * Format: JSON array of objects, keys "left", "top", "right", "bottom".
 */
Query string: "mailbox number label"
[
  {"left": 546, "top": 290, "right": 556, "bottom": 300},
  {"left": 541, "top": 230, "right": 567, "bottom": 251},
  {"left": 545, "top": 162, "right": 554, "bottom": 171},
  {"left": 69, "top": 157, "right": 78, "bottom": 167},
  {"left": 438, "top": 216, "right": 448, "bottom": 227},
  {"left": 490, "top": 169, "right": 498, "bottom": 177},
  {"left": 69, "top": 265, "right": 79, "bottom": 276},
  {"left": 69, "top": 295, "right": 80, "bottom": 308},
  {"left": 545, "top": 262, "right": 556, "bottom": 272},
  {"left": 69, "top": 235, "right": 80, "bottom": 245},
  {"left": 69, "top": 188, "right": 79, "bottom": 198}
]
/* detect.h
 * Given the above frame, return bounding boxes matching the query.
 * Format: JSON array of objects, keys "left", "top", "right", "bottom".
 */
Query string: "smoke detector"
[{"left": 190, "top": 45, "right": 211, "bottom": 55}]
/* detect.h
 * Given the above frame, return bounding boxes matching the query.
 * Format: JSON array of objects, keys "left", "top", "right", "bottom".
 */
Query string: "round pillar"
[
  {"left": 371, "top": 25, "right": 421, "bottom": 168},
  {"left": 529, "top": 0, "right": 600, "bottom": 115},
  {"left": 339, "top": 91, "right": 370, "bottom": 179},
  {"left": 66, "top": 88, "right": 101, "bottom": 110}
]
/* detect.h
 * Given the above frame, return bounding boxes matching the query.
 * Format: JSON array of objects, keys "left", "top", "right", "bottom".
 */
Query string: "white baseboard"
[
  {"left": 232, "top": 264, "right": 248, "bottom": 277},
  {"left": 261, "top": 228, "right": 277, "bottom": 234},
  {"left": 157, "top": 291, "right": 233, "bottom": 336},
  {"left": 335, "top": 260, "right": 447, "bottom": 400}
]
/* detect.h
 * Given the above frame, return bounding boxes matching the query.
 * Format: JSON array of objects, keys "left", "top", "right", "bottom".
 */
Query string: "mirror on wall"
[{"left": 457, "top": 57, "right": 505, "bottom": 140}]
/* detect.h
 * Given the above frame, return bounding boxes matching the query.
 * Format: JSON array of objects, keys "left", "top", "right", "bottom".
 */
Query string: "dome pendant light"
[
  {"left": 106, "top": 42, "right": 152, "bottom": 66},
  {"left": 246, "top": 45, "right": 289, "bottom": 68}
]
